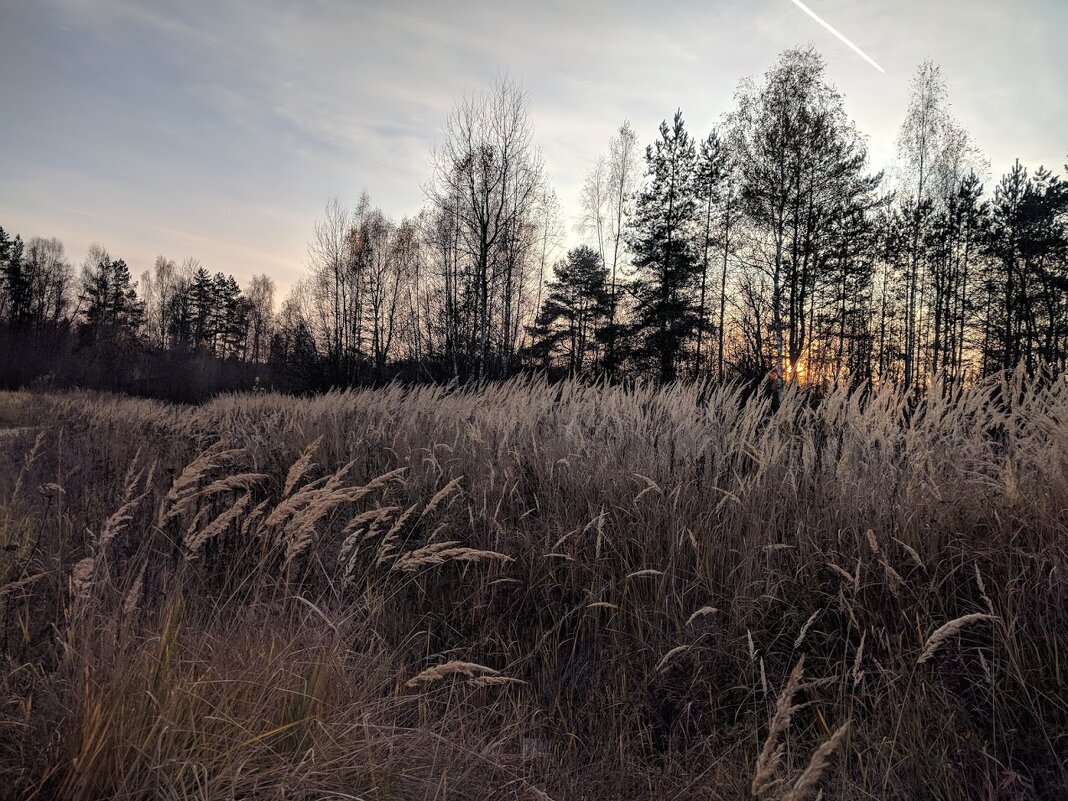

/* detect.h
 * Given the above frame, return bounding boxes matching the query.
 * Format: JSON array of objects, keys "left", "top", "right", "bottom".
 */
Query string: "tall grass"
[{"left": 1, "top": 369, "right": 1066, "bottom": 799}]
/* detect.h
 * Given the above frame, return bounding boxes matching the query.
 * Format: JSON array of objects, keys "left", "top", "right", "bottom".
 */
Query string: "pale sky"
[{"left": 1, "top": 0, "right": 1065, "bottom": 291}]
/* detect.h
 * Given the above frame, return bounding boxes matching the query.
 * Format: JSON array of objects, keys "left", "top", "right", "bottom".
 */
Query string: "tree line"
[{"left": 2, "top": 47, "right": 1066, "bottom": 400}]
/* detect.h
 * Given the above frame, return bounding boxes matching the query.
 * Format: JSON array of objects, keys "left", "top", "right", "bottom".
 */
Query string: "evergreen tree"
[
  {"left": 189, "top": 266, "right": 216, "bottom": 350},
  {"left": 987, "top": 160, "right": 1029, "bottom": 371},
  {"left": 628, "top": 110, "right": 700, "bottom": 383},
  {"left": 527, "top": 245, "right": 610, "bottom": 373},
  {"left": 991, "top": 164, "right": 1068, "bottom": 371},
  {"left": 80, "top": 251, "right": 143, "bottom": 345},
  {"left": 167, "top": 277, "right": 196, "bottom": 353},
  {"left": 822, "top": 198, "right": 879, "bottom": 383},
  {"left": 0, "top": 226, "right": 28, "bottom": 327},
  {"left": 930, "top": 172, "right": 987, "bottom": 378},
  {"left": 211, "top": 273, "right": 246, "bottom": 358}
]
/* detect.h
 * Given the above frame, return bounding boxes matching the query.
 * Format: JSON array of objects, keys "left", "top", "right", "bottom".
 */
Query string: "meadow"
[{"left": 0, "top": 372, "right": 1066, "bottom": 800}]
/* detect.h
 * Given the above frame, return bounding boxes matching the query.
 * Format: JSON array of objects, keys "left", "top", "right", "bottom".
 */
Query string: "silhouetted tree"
[
  {"left": 426, "top": 76, "right": 547, "bottom": 379},
  {"left": 79, "top": 248, "right": 143, "bottom": 345},
  {"left": 604, "top": 120, "right": 640, "bottom": 376},
  {"left": 0, "top": 226, "right": 28, "bottom": 328},
  {"left": 526, "top": 245, "right": 609, "bottom": 373},
  {"left": 693, "top": 130, "right": 728, "bottom": 377},
  {"left": 627, "top": 110, "right": 701, "bottom": 383},
  {"left": 734, "top": 47, "right": 879, "bottom": 394},
  {"left": 23, "top": 236, "right": 73, "bottom": 328}
]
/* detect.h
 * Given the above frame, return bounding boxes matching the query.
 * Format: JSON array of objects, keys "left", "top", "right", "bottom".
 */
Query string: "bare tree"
[
  {"left": 693, "top": 130, "right": 728, "bottom": 377},
  {"left": 527, "top": 187, "right": 564, "bottom": 360},
  {"left": 364, "top": 208, "right": 401, "bottom": 376},
  {"left": 579, "top": 156, "right": 609, "bottom": 270},
  {"left": 716, "top": 152, "right": 740, "bottom": 381},
  {"left": 400, "top": 211, "right": 433, "bottom": 365},
  {"left": 141, "top": 255, "right": 177, "bottom": 349},
  {"left": 245, "top": 274, "right": 275, "bottom": 364},
  {"left": 896, "top": 62, "right": 949, "bottom": 387},
  {"left": 604, "top": 120, "right": 639, "bottom": 375},
  {"left": 308, "top": 196, "right": 351, "bottom": 370},
  {"left": 426, "top": 75, "right": 548, "bottom": 379},
  {"left": 23, "top": 236, "right": 74, "bottom": 326}
]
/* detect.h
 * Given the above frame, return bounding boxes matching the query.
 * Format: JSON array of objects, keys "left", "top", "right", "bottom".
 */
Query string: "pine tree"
[
  {"left": 80, "top": 252, "right": 143, "bottom": 344},
  {"left": 988, "top": 160, "right": 1029, "bottom": 371},
  {"left": 627, "top": 110, "right": 700, "bottom": 383},
  {"left": 527, "top": 245, "right": 610, "bottom": 373},
  {"left": 0, "top": 226, "right": 28, "bottom": 327},
  {"left": 1023, "top": 168, "right": 1068, "bottom": 370},
  {"left": 211, "top": 274, "right": 246, "bottom": 359},
  {"left": 189, "top": 267, "right": 216, "bottom": 351},
  {"left": 167, "top": 278, "right": 196, "bottom": 353}
]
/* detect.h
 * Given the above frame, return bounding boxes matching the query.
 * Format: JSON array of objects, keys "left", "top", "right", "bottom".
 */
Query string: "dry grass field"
[{"left": 0, "top": 373, "right": 1066, "bottom": 800}]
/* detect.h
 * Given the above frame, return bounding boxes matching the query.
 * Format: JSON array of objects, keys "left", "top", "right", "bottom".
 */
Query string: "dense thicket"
[{"left": 2, "top": 52, "right": 1066, "bottom": 399}]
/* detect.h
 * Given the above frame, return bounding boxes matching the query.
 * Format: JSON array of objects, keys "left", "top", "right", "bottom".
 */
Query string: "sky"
[{"left": 1, "top": 0, "right": 1066, "bottom": 292}]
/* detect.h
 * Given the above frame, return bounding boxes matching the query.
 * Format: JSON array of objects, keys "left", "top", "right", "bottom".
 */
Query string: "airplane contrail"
[{"left": 787, "top": 0, "right": 886, "bottom": 74}]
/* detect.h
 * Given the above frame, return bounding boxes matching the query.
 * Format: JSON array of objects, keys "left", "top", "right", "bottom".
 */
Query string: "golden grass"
[{"left": 0, "top": 369, "right": 1066, "bottom": 799}]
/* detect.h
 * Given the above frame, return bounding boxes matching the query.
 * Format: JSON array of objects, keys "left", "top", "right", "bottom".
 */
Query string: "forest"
[{"left": 2, "top": 48, "right": 1066, "bottom": 400}]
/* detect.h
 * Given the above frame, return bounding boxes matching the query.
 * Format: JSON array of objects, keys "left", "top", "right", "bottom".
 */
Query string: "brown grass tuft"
[
  {"left": 406, "top": 660, "right": 501, "bottom": 687},
  {"left": 917, "top": 614, "right": 997, "bottom": 664}
]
